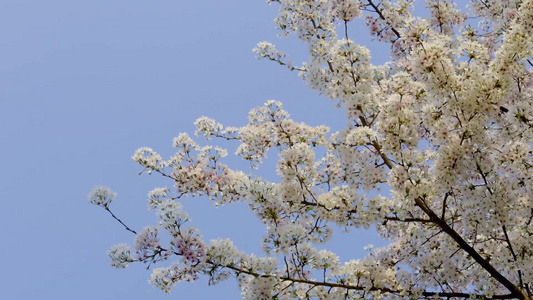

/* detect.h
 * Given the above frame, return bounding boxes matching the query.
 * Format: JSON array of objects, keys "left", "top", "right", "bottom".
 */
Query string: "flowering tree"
[{"left": 89, "top": 0, "right": 533, "bottom": 299}]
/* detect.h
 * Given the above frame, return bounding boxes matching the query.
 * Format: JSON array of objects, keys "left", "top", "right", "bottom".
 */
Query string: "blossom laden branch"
[{"left": 91, "top": 0, "right": 533, "bottom": 298}]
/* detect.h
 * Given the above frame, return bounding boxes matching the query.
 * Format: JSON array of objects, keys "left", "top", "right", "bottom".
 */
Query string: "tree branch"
[
  {"left": 413, "top": 196, "right": 529, "bottom": 300},
  {"left": 105, "top": 207, "right": 137, "bottom": 235},
  {"left": 366, "top": 0, "right": 402, "bottom": 39},
  {"left": 223, "top": 262, "right": 515, "bottom": 299}
]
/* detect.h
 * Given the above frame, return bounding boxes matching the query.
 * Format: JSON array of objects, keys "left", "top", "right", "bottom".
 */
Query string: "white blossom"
[
  {"left": 156, "top": 200, "right": 189, "bottom": 234},
  {"left": 107, "top": 243, "right": 132, "bottom": 269},
  {"left": 147, "top": 187, "right": 169, "bottom": 210},
  {"left": 88, "top": 186, "right": 116, "bottom": 207},
  {"left": 132, "top": 147, "right": 162, "bottom": 170},
  {"left": 194, "top": 116, "right": 223, "bottom": 139}
]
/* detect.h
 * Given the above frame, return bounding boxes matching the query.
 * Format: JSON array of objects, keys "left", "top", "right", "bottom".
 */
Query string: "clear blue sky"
[{"left": 1, "top": 1, "right": 390, "bottom": 299}]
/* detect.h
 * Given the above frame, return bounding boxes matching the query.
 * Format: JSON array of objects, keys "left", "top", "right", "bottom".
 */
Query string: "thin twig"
[{"left": 105, "top": 207, "right": 137, "bottom": 234}]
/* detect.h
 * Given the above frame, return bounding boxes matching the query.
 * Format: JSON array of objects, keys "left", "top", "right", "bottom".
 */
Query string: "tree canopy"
[{"left": 90, "top": 0, "right": 533, "bottom": 299}]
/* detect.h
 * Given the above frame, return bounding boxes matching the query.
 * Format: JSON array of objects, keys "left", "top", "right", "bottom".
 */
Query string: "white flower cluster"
[
  {"left": 326, "top": 0, "right": 362, "bottom": 21},
  {"left": 134, "top": 226, "right": 162, "bottom": 259},
  {"left": 194, "top": 116, "right": 223, "bottom": 139},
  {"left": 146, "top": 187, "right": 169, "bottom": 210},
  {"left": 132, "top": 147, "right": 162, "bottom": 172},
  {"left": 107, "top": 243, "right": 132, "bottom": 269},
  {"left": 207, "top": 238, "right": 240, "bottom": 267},
  {"left": 170, "top": 226, "right": 206, "bottom": 265},
  {"left": 88, "top": 186, "right": 116, "bottom": 207},
  {"left": 156, "top": 200, "right": 189, "bottom": 235}
]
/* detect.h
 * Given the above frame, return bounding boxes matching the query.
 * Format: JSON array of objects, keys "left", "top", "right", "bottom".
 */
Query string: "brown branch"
[
  {"left": 476, "top": 162, "right": 493, "bottom": 195},
  {"left": 301, "top": 198, "right": 433, "bottom": 225},
  {"left": 441, "top": 192, "right": 449, "bottom": 220},
  {"left": 358, "top": 114, "right": 394, "bottom": 169},
  {"left": 366, "top": 0, "right": 402, "bottom": 39},
  {"left": 413, "top": 196, "right": 529, "bottom": 300},
  {"left": 474, "top": 163, "right": 524, "bottom": 291},
  {"left": 105, "top": 207, "right": 137, "bottom": 235},
  {"left": 502, "top": 225, "right": 517, "bottom": 261},
  {"left": 223, "top": 262, "right": 514, "bottom": 299},
  {"left": 384, "top": 216, "right": 433, "bottom": 223}
]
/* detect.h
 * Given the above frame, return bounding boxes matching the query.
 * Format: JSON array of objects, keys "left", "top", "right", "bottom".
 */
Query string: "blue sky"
[{"left": 1, "top": 1, "right": 391, "bottom": 299}]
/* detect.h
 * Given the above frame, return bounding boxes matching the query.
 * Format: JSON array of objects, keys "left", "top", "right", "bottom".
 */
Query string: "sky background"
[{"left": 1, "top": 1, "right": 394, "bottom": 299}]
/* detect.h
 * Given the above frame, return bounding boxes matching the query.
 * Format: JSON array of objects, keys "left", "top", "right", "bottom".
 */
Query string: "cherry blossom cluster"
[
  {"left": 88, "top": 186, "right": 116, "bottom": 208},
  {"left": 92, "top": 0, "right": 533, "bottom": 299}
]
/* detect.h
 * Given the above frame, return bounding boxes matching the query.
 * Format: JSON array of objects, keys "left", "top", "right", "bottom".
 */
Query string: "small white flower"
[
  {"left": 172, "top": 132, "right": 198, "bottom": 149},
  {"left": 194, "top": 116, "right": 223, "bottom": 138},
  {"left": 107, "top": 243, "right": 132, "bottom": 269},
  {"left": 88, "top": 186, "right": 116, "bottom": 207},
  {"left": 149, "top": 266, "right": 176, "bottom": 293},
  {"left": 132, "top": 147, "right": 162, "bottom": 169},
  {"left": 147, "top": 187, "right": 170, "bottom": 210},
  {"left": 157, "top": 200, "right": 190, "bottom": 232}
]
